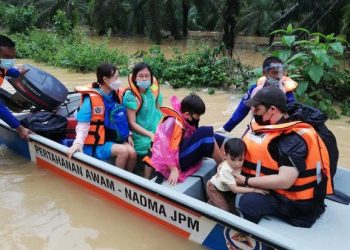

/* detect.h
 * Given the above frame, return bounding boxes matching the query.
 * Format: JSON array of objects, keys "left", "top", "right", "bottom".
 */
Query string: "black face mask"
[
  {"left": 254, "top": 114, "right": 270, "bottom": 125},
  {"left": 187, "top": 117, "right": 200, "bottom": 128}
]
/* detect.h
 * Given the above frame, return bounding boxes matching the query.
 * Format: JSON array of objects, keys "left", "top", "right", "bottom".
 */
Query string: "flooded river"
[{"left": 1, "top": 54, "right": 349, "bottom": 249}]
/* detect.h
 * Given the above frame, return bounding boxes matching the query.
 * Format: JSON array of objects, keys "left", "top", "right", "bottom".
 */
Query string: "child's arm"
[
  {"left": 228, "top": 183, "right": 269, "bottom": 195},
  {"left": 168, "top": 166, "right": 179, "bottom": 186}
]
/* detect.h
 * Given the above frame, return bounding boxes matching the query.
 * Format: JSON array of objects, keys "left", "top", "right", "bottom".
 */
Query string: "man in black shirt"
[{"left": 234, "top": 86, "right": 333, "bottom": 227}]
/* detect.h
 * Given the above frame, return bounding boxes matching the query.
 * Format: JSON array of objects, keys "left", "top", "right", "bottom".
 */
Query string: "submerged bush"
[
  {"left": 142, "top": 45, "right": 252, "bottom": 90},
  {"left": 11, "top": 30, "right": 129, "bottom": 75}
]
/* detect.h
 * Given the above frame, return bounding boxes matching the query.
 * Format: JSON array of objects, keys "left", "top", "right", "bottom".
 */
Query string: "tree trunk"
[
  {"left": 148, "top": 0, "right": 161, "bottom": 44},
  {"left": 222, "top": 0, "right": 239, "bottom": 57},
  {"left": 166, "top": 0, "right": 181, "bottom": 39},
  {"left": 182, "top": 0, "right": 189, "bottom": 37}
]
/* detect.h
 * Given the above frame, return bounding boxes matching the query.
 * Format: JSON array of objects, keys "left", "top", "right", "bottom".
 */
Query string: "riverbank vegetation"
[
  {"left": 1, "top": 1, "right": 349, "bottom": 118},
  {"left": 1, "top": 1, "right": 350, "bottom": 53}
]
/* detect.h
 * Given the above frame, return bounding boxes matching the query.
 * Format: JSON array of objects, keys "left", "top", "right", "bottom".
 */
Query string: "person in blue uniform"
[
  {"left": 0, "top": 35, "right": 30, "bottom": 140},
  {"left": 216, "top": 56, "right": 297, "bottom": 133}
]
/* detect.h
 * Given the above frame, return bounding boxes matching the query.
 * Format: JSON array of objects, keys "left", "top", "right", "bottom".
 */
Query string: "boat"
[{"left": 1, "top": 65, "right": 349, "bottom": 250}]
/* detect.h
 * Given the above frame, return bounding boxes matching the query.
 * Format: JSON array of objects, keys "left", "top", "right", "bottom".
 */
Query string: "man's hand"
[
  {"left": 233, "top": 173, "right": 245, "bottom": 186},
  {"left": 253, "top": 188, "right": 269, "bottom": 195},
  {"left": 17, "top": 66, "right": 29, "bottom": 75},
  {"left": 16, "top": 125, "right": 31, "bottom": 140},
  {"left": 215, "top": 127, "right": 228, "bottom": 134}
]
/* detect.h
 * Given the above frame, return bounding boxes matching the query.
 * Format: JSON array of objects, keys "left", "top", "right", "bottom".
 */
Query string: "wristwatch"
[{"left": 244, "top": 176, "right": 250, "bottom": 187}]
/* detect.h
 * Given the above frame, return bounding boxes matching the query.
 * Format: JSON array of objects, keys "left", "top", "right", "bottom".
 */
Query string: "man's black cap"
[{"left": 243, "top": 86, "right": 287, "bottom": 112}]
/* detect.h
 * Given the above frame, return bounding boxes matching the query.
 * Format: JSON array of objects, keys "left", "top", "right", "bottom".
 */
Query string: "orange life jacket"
[
  {"left": 117, "top": 74, "right": 160, "bottom": 112},
  {"left": 242, "top": 120, "right": 333, "bottom": 201},
  {"left": 0, "top": 68, "right": 7, "bottom": 86},
  {"left": 74, "top": 86, "right": 106, "bottom": 146},
  {"left": 160, "top": 106, "right": 185, "bottom": 150},
  {"left": 257, "top": 76, "right": 298, "bottom": 92}
]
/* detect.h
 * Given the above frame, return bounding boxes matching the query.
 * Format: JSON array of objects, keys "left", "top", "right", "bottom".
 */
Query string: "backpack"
[
  {"left": 287, "top": 103, "right": 339, "bottom": 180},
  {"left": 21, "top": 111, "right": 68, "bottom": 141},
  {"left": 105, "top": 103, "right": 130, "bottom": 143}
]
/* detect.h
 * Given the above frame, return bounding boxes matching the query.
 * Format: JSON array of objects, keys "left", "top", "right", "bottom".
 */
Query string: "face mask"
[
  {"left": 265, "top": 75, "right": 282, "bottom": 87},
  {"left": 254, "top": 108, "right": 272, "bottom": 126},
  {"left": 186, "top": 117, "right": 200, "bottom": 128},
  {"left": 136, "top": 80, "right": 151, "bottom": 89},
  {"left": 109, "top": 79, "right": 122, "bottom": 90},
  {"left": 0, "top": 58, "right": 15, "bottom": 69},
  {"left": 254, "top": 114, "right": 270, "bottom": 126}
]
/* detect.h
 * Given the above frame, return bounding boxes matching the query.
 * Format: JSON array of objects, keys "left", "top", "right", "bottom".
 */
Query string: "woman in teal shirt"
[{"left": 123, "top": 62, "right": 163, "bottom": 178}]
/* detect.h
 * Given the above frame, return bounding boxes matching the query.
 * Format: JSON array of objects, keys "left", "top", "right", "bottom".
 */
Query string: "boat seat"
[
  {"left": 257, "top": 168, "right": 350, "bottom": 250},
  {"left": 152, "top": 158, "right": 217, "bottom": 201}
]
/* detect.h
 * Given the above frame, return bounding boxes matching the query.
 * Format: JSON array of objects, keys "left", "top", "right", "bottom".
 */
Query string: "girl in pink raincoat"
[{"left": 144, "top": 94, "right": 224, "bottom": 185}]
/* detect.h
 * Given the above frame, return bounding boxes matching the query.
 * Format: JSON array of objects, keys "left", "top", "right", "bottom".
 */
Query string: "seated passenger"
[
  {"left": 66, "top": 63, "right": 136, "bottom": 172},
  {"left": 216, "top": 56, "right": 298, "bottom": 133},
  {"left": 234, "top": 86, "right": 333, "bottom": 227},
  {"left": 207, "top": 138, "right": 268, "bottom": 212},
  {"left": 144, "top": 94, "right": 224, "bottom": 185},
  {"left": 122, "top": 62, "right": 163, "bottom": 178}
]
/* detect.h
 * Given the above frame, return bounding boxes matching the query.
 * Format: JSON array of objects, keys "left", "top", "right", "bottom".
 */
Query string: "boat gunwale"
[{"left": 0, "top": 119, "right": 310, "bottom": 250}]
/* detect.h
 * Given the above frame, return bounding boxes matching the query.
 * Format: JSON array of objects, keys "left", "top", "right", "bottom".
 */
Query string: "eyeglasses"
[
  {"left": 136, "top": 74, "right": 151, "bottom": 79},
  {"left": 263, "top": 63, "right": 284, "bottom": 72}
]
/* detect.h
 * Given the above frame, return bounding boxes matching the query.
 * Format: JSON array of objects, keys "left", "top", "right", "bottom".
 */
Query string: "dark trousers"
[
  {"left": 238, "top": 192, "right": 320, "bottom": 227},
  {"left": 238, "top": 193, "right": 279, "bottom": 223}
]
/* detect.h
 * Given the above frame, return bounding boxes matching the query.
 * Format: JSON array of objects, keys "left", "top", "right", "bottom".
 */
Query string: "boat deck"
[
  {"left": 156, "top": 160, "right": 350, "bottom": 250},
  {"left": 258, "top": 168, "right": 350, "bottom": 250}
]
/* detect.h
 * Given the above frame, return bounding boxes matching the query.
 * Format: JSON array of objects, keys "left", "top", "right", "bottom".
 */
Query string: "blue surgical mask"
[
  {"left": 136, "top": 80, "right": 151, "bottom": 90},
  {"left": 0, "top": 58, "right": 15, "bottom": 69}
]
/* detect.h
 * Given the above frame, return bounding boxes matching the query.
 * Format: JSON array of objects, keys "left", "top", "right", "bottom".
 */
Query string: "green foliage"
[
  {"left": 54, "top": 39, "right": 128, "bottom": 73},
  {"left": 266, "top": 24, "right": 350, "bottom": 118},
  {"left": 4, "top": 5, "right": 37, "bottom": 33},
  {"left": 142, "top": 45, "right": 251, "bottom": 90},
  {"left": 10, "top": 30, "right": 60, "bottom": 62},
  {"left": 10, "top": 30, "right": 129, "bottom": 75},
  {"left": 53, "top": 10, "right": 72, "bottom": 37},
  {"left": 0, "top": 2, "right": 6, "bottom": 24},
  {"left": 340, "top": 99, "right": 350, "bottom": 116}
]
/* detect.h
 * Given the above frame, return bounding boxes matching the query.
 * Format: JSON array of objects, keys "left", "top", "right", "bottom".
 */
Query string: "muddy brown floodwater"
[{"left": 0, "top": 57, "right": 349, "bottom": 250}]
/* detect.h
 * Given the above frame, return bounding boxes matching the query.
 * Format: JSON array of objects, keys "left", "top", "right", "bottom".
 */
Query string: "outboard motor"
[{"left": 5, "top": 64, "right": 68, "bottom": 112}]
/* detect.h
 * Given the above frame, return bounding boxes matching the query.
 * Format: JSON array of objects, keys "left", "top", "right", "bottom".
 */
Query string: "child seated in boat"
[
  {"left": 66, "top": 63, "right": 137, "bottom": 172},
  {"left": 207, "top": 138, "right": 268, "bottom": 212},
  {"left": 143, "top": 94, "right": 224, "bottom": 185}
]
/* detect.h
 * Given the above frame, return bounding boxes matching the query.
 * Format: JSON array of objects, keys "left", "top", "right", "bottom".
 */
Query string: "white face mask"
[
  {"left": 109, "top": 79, "right": 122, "bottom": 90},
  {"left": 0, "top": 58, "right": 15, "bottom": 69}
]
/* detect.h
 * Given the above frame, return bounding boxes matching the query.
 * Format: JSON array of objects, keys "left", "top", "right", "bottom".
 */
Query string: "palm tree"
[
  {"left": 148, "top": 0, "right": 161, "bottom": 43},
  {"left": 341, "top": 2, "right": 350, "bottom": 42},
  {"left": 90, "top": 0, "right": 132, "bottom": 35},
  {"left": 237, "top": 0, "right": 284, "bottom": 36},
  {"left": 269, "top": 0, "right": 348, "bottom": 42},
  {"left": 30, "top": 0, "right": 88, "bottom": 27},
  {"left": 222, "top": 0, "right": 240, "bottom": 57},
  {"left": 182, "top": 0, "right": 190, "bottom": 37}
]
